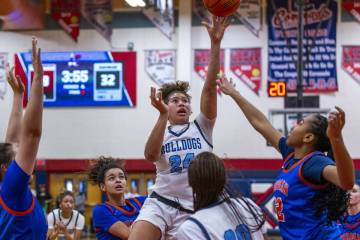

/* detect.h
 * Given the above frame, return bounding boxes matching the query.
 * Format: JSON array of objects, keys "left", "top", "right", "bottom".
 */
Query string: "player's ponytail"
[
  {"left": 310, "top": 114, "right": 349, "bottom": 222},
  {"left": 188, "top": 152, "right": 265, "bottom": 234}
]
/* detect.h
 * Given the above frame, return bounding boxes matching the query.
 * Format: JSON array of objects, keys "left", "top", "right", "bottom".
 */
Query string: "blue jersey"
[
  {"left": 338, "top": 212, "right": 360, "bottom": 239},
  {"left": 93, "top": 196, "right": 146, "bottom": 240},
  {"left": 0, "top": 161, "right": 47, "bottom": 239},
  {"left": 273, "top": 151, "right": 340, "bottom": 240}
]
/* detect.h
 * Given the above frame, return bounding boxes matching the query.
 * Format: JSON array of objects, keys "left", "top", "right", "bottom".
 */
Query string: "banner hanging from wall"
[
  {"left": 194, "top": 49, "right": 225, "bottom": 95},
  {"left": 268, "top": 0, "right": 338, "bottom": 93},
  {"left": 342, "top": 46, "right": 360, "bottom": 86},
  {"left": 342, "top": 0, "right": 360, "bottom": 23},
  {"left": 193, "top": 0, "right": 211, "bottom": 22},
  {"left": 51, "top": 0, "right": 81, "bottom": 42},
  {"left": 145, "top": 50, "right": 176, "bottom": 86},
  {"left": 0, "top": 53, "right": 8, "bottom": 100},
  {"left": 82, "top": 0, "right": 112, "bottom": 42},
  {"left": 230, "top": 48, "right": 261, "bottom": 95},
  {"left": 234, "top": 0, "right": 261, "bottom": 37},
  {"left": 143, "top": 0, "right": 175, "bottom": 40}
]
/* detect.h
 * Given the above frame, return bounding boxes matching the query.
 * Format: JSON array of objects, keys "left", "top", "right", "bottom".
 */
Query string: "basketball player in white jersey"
[
  {"left": 129, "top": 16, "right": 231, "bottom": 240},
  {"left": 176, "top": 152, "right": 267, "bottom": 240}
]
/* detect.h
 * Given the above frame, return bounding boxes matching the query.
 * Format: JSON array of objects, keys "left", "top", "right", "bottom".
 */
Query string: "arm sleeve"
[
  {"left": 195, "top": 113, "right": 216, "bottom": 144},
  {"left": 302, "top": 155, "right": 335, "bottom": 184},
  {"left": 278, "top": 137, "right": 294, "bottom": 159},
  {"left": 47, "top": 211, "right": 55, "bottom": 229},
  {"left": 176, "top": 221, "right": 207, "bottom": 240},
  {"left": 0, "top": 160, "right": 33, "bottom": 211},
  {"left": 92, "top": 205, "right": 121, "bottom": 232},
  {"left": 76, "top": 214, "right": 85, "bottom": 230}
]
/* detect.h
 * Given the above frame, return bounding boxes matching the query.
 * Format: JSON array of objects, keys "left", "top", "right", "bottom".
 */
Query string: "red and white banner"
[
  {"left": 0, "top": 53, "right": 8, "bottom": 100},
  {"left": 234, "top": 0, "right": 261, "bottom": 37},
  {"left": 145, "top": 50, "right": 176, "bottom": 86},
  {"left": 342, "top": 46, "right": 360, "bottom": 86},
  {"left": 342, "top": 0, "right": 360, "bottom": 23},
  {"left": 51, "top": 0, "right": 80, "bottom": 42},
  {"left": 230, "top": 48, "right": 261, "bottom": 95},
  {"left": 82, "top": 0, "right": 112, "bottom": 42},
  {"left": 194, "top": 49, "right": 225, "bottom": 95}
]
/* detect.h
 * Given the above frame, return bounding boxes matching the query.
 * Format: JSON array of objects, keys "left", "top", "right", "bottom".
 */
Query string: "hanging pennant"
[
  {"left": 230, "top": 48, "right": 261, "bottom": 95},
  {"left": 342, "top": 0, "right": 360, "bottom": 23},
  {"left": 82, "top": 0, "right": 112, "bottom": 42},
  {"left": 234, "top": 0, "right": 261, "bottom": 37},
  {"left": 193, "top": 0, "right": 211, "bottom": 22},
  {"left": 342, "top": 46, "right": 360, "bottom": 86},
  {"left": 145, "top": 50, "right": 176, "bottom": 86},
  {"left": 194, "top": 49, "right": 225, "bottom": 95},
  {"left": 51, "top": 0, "right": 80, "bottom": 42},
  {"left": 143, "top": 0, "right": 175, "bottom": 40},
  {"left": 0, "top": 53, "right": 8, "bottom": 100}
]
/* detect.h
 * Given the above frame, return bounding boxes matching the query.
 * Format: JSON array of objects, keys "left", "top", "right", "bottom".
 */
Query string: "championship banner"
[
  {"left": 342, "top": 0, "right": 360, "bottom": 23},
  {"left": 193, "top": 0, "right": 211, "bottom": 22},
  {"left": 230, "top": 48, "right": 261, "bottom": 95},
  {"left": 342, "top": 46, "right": 360, "bottom": 86},
  {"left": 234, "top": 0, "right": 261, "bottom": 37},
  {"left": 268, "top": 0, "right": 338, "bottom": 93},
  {"left": 143, "top": 0, "right": 175, "bottom": 40},
  {"left": 82, "top": 0, "right": 112, "bottom": 42},
  {"left": 0, "top": 53, "right": 8, "bottom": 100},
  {"left": 51, "top": 0, "right": 80, "bottom": 42},
  {"left": 145, "top": 50, "right": 176, "bottom": 86},
  {"left": 194, "top": 49, "right": 225, "bottom": 95}
]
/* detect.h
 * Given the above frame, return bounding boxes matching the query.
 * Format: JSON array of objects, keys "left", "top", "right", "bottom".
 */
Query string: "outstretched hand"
[
  {"left": 216, "top": 77, "right": 237, "bottom": 96},
  {"left": 31, "top": 37, "right": 43, "bottom": 82},
  {"left": 6, "top": 64, "right": 25, "bottom": 96},
  {"left": 327, "top": 106, "right": 345, "bottom": 140},
  {"left": 202, "top": 15, "right": 232, "bottom": 44},
  {"left": 150, "top": 87, "right": 168, "bottom": 115}
]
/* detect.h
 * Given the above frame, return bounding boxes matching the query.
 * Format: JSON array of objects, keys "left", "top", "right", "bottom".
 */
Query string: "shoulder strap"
[
  {"left": 102, "top": 203, "right": 115, "bottom": 216},
  {"left": 52, "top": 210, "right": 56, "bottom": 225},
  {"left": 74, "top": 210, "right": 80, "bottom": 227}
]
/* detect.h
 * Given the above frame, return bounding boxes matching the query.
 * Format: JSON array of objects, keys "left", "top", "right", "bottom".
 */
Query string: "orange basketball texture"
[{"left": 203, "top": 0, "right": 241, "bottom": 17}]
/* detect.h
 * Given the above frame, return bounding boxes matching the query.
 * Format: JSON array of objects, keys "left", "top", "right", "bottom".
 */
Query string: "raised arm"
[
  {"left": 5, "top": 65, "right": 25, "bottom": 144},
  {"left": 15, "top": 37, "right": 43, "bottom": 175},
  {"left": 217, "top": 78, "right": 283, "bottom": 152},
  {"left": 144, "top": 87, "right": 169, "bottom": 162},
  {"left": 323, "top": 107, "right": 354, "bottom": 190},
  {"left": 200, "top": 16, "right": 230, "bottom": 120}
]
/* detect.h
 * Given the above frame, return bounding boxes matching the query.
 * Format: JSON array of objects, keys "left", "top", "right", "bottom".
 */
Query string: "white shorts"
[{"left": 134, "top": 197, "right": 191, "bottom": 240}]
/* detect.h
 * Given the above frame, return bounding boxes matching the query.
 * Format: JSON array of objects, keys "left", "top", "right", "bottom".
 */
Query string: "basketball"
[{"left": 203, "top": 0, "right": 241, "bottom": 17}]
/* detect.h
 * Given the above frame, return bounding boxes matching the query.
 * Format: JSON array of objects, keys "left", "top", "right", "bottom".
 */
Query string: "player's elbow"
[{"left": 144, "top": 152, "right": 158, "bottom": 162}]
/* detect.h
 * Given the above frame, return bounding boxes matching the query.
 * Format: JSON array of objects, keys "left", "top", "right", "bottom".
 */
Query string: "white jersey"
[
  {"left": 47, "top": 209, "right": 85, "bottom": 239},
  {"left": 176, "top": 198, "right": 266, "bottom": 240},
  {"left": 151, "top": 113, "right": 214, "bottom": 208}
]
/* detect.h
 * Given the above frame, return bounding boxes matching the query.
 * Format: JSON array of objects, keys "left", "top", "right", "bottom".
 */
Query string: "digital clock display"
[
  {"left": 268, "top": 81, "right": 287, "bottom": 97},
  {"left": 15, "top": 51, "right": 136, "bottom": 107}
]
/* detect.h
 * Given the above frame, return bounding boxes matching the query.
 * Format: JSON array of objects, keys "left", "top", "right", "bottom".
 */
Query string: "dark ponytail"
[
  {"left": 188, "top": 152, "right": 265, "bottom": 234},
  {"left": 310, "top": 114, "right": 349, "bottom": 222}
]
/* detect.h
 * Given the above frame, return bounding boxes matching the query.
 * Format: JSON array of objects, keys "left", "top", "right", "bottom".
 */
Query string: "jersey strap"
[
  {"left": 194, "top": 120, "right": 213, "bottom": 148},
  {"left": 150, "top": 191, "right": 194, "bottom": 214},
  {"left": 188, "top": 217, "right": 211, "bottom": 240}
]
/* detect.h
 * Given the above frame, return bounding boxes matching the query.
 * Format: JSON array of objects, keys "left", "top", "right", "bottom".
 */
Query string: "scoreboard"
[{"left": 15, "top": 51, "right": 136, "bottom": 107}]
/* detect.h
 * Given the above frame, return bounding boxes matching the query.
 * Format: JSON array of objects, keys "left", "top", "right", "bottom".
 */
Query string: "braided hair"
[
  {"left": 88, "top": 156, "right": 127, "bottom": 186},
  {"left": 309, "top": 114, "right": 349, "bottom": 222},
  {"left": 188, "top": 152, "right": 265, "bottom": 234}
]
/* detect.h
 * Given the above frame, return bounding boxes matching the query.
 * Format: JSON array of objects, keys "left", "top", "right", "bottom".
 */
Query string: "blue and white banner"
[{"left": 268, "top": 0, "right": 338, "bottom": 93}]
